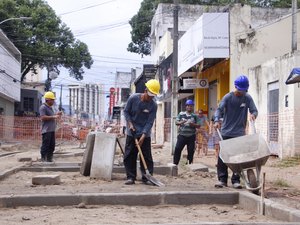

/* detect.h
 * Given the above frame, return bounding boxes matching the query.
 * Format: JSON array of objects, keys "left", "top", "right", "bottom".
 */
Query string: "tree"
[
  {"left": 0, "top": 0, "right": 93, "bottom": 82},
  {"left": 128, "top": 0, "right": 298, "bottom": 56}
]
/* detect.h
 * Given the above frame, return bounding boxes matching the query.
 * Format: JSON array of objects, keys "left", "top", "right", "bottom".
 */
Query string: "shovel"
[{"left": 133, "top": 137, "right": 164, "bottom": 187}]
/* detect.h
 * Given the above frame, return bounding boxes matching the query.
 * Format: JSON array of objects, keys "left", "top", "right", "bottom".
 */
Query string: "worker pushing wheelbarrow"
[
  {"left": 217, "top": 121, "right": 271, "bottom": 194},
  {"left": 214, "top": 75, "right": 265, "bottom": 192}
]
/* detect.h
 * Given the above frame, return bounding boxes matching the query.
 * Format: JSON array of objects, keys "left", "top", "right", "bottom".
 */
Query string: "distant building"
[
  {"left": 68, "top": 83, "right": 105, "bottom": 121},
  {"left": 0, "top": 29, "right": 21, "bottom": 116},
  {"left": 14, "top": 89, "right": 42, "bottom": 116}
]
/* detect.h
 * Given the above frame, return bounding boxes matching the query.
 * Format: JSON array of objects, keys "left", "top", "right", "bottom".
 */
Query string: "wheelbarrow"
[{"left": 217, "top": 122, "right": 271, "bottom": 194}]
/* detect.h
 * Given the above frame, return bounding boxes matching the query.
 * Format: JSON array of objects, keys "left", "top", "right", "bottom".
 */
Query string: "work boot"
[
  {"left": 232, "top": 182, "right": 242, "bottom": 189},
  {"left": 214, "top": 181, "right": 227, "bottom": 188},
  {"left": 124, "top": 178, "right": 135, "bottom": 185},
  {"left": 47, "top": 155, "right": 53, "bottom": 162},
  {"left": 41, "top": 155, "right": 46, "bottom": 162}
]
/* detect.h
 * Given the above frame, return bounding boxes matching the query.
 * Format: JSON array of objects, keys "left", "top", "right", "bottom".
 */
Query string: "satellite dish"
[{"left": 49, "top": 71, "right": 58, "bottom": 80}]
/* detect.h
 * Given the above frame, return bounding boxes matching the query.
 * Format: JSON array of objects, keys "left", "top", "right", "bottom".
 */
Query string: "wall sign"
[{"left": 182, "top": 79, "right": 209, "bottom": 89}]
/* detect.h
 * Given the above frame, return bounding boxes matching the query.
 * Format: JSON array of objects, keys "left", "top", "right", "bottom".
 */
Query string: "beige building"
[
  {"left": 232, "top": 9, "right": 300, "bottom": 157},
  {"left": 151, "top": 3, "right": 298, "bottom": 158}
]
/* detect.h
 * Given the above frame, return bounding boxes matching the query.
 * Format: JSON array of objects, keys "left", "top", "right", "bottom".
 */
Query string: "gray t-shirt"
[
  {"left": 214, "top": 92, "right": 258, "bottom": 137},
  {"left": 39, "top": 103, "right": 56, "bottom": 134}
]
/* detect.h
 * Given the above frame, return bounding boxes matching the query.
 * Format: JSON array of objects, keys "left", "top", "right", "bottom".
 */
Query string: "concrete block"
[
  {"left": 188, "top": 163, "right": 209, "bottom": 172},
  {"left": 80, "top": 132, "right": 96, "bottom": 176},
  {"left": 90, "top": 133, "right": 117, "bottom": 180},
  {"left": 17, "top": 157, "right": 32, "bottom": 162},
  {"left": 32, "top": 174, "right": 61, "bottom": 185}
]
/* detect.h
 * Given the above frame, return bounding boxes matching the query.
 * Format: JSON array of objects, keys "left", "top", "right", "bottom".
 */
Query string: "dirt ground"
[{"left": 0, "top": 140, "right": 299, "bottom": 224}]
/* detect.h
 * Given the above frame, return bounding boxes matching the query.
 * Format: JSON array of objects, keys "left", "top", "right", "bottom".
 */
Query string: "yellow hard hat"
[
  {"left": 44, "top": 91, "right": 56, "bottom": 100},
  {"left": 145, "top": 79, "right": 160, "bottom": 96}
]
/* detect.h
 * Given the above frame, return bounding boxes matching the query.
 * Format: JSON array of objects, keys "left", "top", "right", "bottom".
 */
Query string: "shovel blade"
[{"left": 144, "top": 173, "right": 165, "bottom": 187}]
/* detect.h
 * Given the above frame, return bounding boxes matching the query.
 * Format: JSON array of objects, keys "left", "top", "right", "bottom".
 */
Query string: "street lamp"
[{"left": 0, "top": 17, "right": 32, "bottom": 25}]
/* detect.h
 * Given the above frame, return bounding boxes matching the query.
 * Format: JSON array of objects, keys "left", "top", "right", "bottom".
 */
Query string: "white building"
[
  {"left": 0, "top": 29, "right": 21, "bottom": 116},
  {"left": 114, "top": 71, "right": 132, "bottom": 106},
  {"left": 68, "top": 83, "right": 105, "bottom": 122}
]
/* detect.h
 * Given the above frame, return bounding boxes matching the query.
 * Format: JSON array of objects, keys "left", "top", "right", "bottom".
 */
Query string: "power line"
[{"left": 58, "top": 0, "right": 118, "bottom": 16}]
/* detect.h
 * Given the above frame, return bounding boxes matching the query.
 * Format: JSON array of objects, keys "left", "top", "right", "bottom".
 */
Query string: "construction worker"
[
  {"left": 123, "top": 79, "right": 160, "bottom": 185},
  {"left": 39, "top": 91, "right": 62, "bottom": 162},
  {"left": 214, "top": 75, "right": 258, "bottom": 189},
  {"left": 173, "top": 99, "right": 201, "bottom": 165}
]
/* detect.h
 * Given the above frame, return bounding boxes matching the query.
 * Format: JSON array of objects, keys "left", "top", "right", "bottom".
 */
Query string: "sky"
[{"left": 45, "top": 0, "right": 152, "bottom": 104}]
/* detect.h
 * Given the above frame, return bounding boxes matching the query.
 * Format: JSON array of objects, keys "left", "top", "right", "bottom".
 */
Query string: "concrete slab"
[
  {"left": 17, "top": 157, "right": 32, "bottom": 162},
  {"left": 22, "top": 164, "right": 178, "bottom": 176},
  {"left": 80, "top": 132, "right": 96, "bottom": 176},
  {"left": 188, "top": 163, "right": 209, "bottom": 172},
  {"left": 32, "top": 174, "right": 61, "bottom": 185},
  {"left": 90, "top": 133, "right": 117, "bottom": 180}
]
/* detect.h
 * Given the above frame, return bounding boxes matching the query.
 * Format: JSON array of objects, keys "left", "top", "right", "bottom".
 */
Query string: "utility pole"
[
  {"left": 59, "top": 84, "right": 63, "bottom": 111},
  {"left": 171, "top": 0, "right": 179, "bottom": 154},
  {"left": 292, "top": 0, "right": 297, "bottom": 52}
]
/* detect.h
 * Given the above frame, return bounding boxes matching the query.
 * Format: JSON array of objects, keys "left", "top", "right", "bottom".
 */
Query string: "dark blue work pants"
[
  {"left": 173, "top": 134, "right": 196, "bottom": 165},
  {"left": 217, "top": 135, "right": 240, "bottom": 184},
  {"left": 123, "top": 135, "right": 153, "bottom": 182},
  {"left": 40, "top": 132, "right": 55, "bottom": 160}
]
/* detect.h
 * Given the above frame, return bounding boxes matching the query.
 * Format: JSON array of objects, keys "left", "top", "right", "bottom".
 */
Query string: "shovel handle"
[
  {"left": 134, "top": 138, "right": 148, "bottom": 171},
  {"left": 216, "top": 128, "right": 223, "bottom": 141}
]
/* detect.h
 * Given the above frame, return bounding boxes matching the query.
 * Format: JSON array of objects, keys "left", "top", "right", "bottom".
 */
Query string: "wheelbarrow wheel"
[{"left": 247, "top": 169, "right": 259, "bottom": 195}]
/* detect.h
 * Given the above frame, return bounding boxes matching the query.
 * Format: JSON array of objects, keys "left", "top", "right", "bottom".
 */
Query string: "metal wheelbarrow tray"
[{"left": 219, "top": 133, "right": 271, "bottom": 193}]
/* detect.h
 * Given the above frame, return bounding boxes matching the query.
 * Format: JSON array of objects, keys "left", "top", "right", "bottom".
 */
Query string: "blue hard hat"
[
  {"left": 234, "top": 75, "right": 249, "bottom": 91},
  {"left": 185, "top": 99, "right": 194, "bottom": 105}
]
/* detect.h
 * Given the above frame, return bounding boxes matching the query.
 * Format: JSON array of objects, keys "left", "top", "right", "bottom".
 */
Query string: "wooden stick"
[{"left": 260, "top": 172, "right": 266, "bottom": 215}]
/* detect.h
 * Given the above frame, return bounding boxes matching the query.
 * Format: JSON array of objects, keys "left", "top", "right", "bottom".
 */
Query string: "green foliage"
[
  {"left": 272, "top": 156, "right": 300, "bottom": 168},
  {"left": 128, "top": 0, "right": 298, "bottom": 56},
  {"left": 273, "top": 178, "right": 290, "bottom": 187},
  {"left": 0, "top": 0, "right": 93, "bottom": 82}
]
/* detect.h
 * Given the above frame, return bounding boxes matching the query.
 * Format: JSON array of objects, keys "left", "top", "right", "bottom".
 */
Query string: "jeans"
[
  {"left": 123, "top": 135, "right": 153, "bottom": 181},
  {"left": 217, "top": 135, "right": 240, "bottom": 184},
  {"left": 40, "top": 132, "right": 55, "bottom": 161},
  {"left": 173, "top": 134, "right": 196, "bottom": 165}
]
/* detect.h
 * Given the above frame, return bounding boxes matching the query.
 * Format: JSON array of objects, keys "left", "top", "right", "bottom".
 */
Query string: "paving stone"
[
  {"left": 17, "top": 157, "right": 32, "bottom": 162},
  {"left": 32, "top": 174, "right": 61, "bottom": 185},
  {"left": 188, "top": 163, "right": 209, "bottom": 172}
]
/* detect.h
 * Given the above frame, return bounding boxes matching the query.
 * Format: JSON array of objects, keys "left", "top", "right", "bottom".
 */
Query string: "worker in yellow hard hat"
[
  {"left": 39, "top": 91, "right": 62, "bottom": 162},
  {"left": 123, "top": 79, "right": 160, "bottom": 185}
]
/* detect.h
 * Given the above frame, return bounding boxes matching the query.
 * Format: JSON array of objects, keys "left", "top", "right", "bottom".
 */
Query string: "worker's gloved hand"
[
  {"left": 138, "top": 133, "right": 146, "bottom": 147},
  {"left": 250, "top": 114, "right": 256, "bottom": 121},
  {"left": 214, "top": 121, "right": 221, "bottom": 129}
]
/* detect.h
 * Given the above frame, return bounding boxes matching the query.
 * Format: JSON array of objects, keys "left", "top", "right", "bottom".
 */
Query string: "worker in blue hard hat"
[
  {"left": 173, "top": 99, "right": 201, "bottom": 165},
  {"left": 214, "top": 75, "right": 258, "bottom": 189}
]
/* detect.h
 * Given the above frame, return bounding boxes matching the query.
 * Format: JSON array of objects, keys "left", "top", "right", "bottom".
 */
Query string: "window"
[{"left": 23, "top": 97, "right": 34, "bottom": 112}]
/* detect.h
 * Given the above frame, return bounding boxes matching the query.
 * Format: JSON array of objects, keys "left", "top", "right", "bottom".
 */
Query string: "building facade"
[{"left": 68, "top": 83, "right": 105, "bottom": 122}]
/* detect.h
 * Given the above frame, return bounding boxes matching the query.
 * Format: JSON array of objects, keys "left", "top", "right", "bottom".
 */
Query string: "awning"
[{"left": 286, "top": 68, "right": 300, "bottom": 85}]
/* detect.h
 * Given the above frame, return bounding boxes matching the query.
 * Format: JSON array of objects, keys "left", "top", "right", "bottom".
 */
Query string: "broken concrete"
[
  {"left": 90, "top": 133, "right": 117, "bottom": 180},
  {"left": 80, "top": 132, "right": 95, "bottom": 176}
]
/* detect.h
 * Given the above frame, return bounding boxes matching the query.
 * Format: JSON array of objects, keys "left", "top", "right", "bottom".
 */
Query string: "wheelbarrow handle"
[
  {"left": 250, "top": 120, "right": 256, "bottom": 134},
  {"left": 216, "top": 128, "right": 223, "bottom": 141}
]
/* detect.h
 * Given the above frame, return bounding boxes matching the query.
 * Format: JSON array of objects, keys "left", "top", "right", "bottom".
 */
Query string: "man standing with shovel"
[
  {"left": 123, "top": 79, "right": 160, "bottom": 185},
  {"left": 214, "top": 75, "right": 258, "bottom": 189}
]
